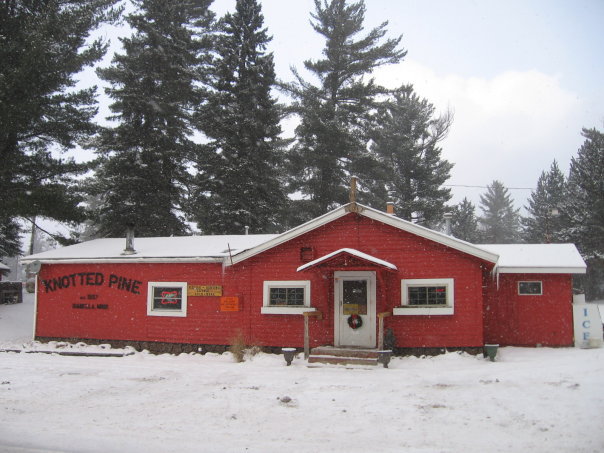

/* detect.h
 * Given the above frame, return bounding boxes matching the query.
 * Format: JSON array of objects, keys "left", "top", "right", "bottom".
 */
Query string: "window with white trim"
[
  {"left": 147, "top": 282, "right": 187, "bottom": 317},
  {"left": 394, "top": 278, "right": 455, "bottom": 316},
  {"left": 518, "top": 281, "right": 542, "bottom": 295},
  {"left": 261, "top": 281, "right": 314, "bottom": 315}
]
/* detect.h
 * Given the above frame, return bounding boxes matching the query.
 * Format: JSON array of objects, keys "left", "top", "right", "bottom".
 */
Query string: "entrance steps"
[{"left": 308, "top": 346, "right": 379, "bottom": 366}]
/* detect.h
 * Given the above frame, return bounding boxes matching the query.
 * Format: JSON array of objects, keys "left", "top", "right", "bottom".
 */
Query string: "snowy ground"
[{"left": 1, "top": 294, "right": 603, "bottom": 453}]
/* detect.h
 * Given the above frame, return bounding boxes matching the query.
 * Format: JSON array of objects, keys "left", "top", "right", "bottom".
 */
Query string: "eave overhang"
[
  {"left": 20, "top": 257, "right": 224, "bottom": 265},
  {"left": 297, "top": 248, "right": 397, "bottom": 272},
  {"left": 496, "top": 266, "right": 587, "bottom": 275}
]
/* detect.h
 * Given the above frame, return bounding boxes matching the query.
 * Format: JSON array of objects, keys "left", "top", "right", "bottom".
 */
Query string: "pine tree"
[
  {"left": 284, "top": 0, "right": 406, "bottom": 220},
  {"left": 522, "top": 160, "right": 566, "bottom": 243},
  {"left": 370, "top": 85, "right": 453, "bottom": 226},
  {"left": 0, "top": 216, "right": 21, "bottom": 258},
  {"left": 0, "top": 0, "right": 120, "bottom": 254},
  {"left": 562, "top": 127, "right": 604, "bottom": 299},
  {"left": 450, "top": 198, "right": 480, "bottom": 243},
  {"left": 193, "top": 0, "right": 286, "bottom": 234},
  {"left": 90, "top": 0, "right": 213, "bottom": 237},
  {"left": 478, "top": 180, "right": 521, "bottom": 243}
]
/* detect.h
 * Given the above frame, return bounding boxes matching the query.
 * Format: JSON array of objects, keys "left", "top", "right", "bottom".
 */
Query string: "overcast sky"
[
  {"left": 89, "top": 0, "right": 604, "bottom": 212},
  {"left": 206, "top": 0, "right": 604, "bottom": 210}
]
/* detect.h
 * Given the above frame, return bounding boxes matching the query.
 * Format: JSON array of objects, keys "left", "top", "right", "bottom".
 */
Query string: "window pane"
[
  {"left": 409, "top": 287, "right": 427, "bottom": 305},
  {"left": 286, "top": 288, "right": 304, "bottom": 305},
  {"left": 519, "top": 281, "right": 542, "bottom": 295},
  {"left": 153, "top": 287, "right": 183, "bottom": 310},
  {"left": 428, "top": 286, "right": 447, "bottom": 305},
  {"left": 408, "top": 286, "right": 447, "bottom": 306},
  {"left": 343, "top": 280, "right": 367, "bottom": 314},
  {"left": 269, "top": 287, "right": 304, "bottom": 306}
]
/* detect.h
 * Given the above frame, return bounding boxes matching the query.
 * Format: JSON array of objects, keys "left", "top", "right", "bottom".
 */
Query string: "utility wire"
[{"left": 443, "top": 184, "right": 534, "bottom": 190}]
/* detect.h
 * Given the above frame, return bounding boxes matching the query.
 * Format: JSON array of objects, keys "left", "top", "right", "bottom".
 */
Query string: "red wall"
[
  {"left": 483, "top": 273, "right": 574, "bottom": 346},
  {"left": 35, "top": 262, "right": 235, "bottom": 344},
  {"left": 35, "top": 213, "right": 496, "bottom": 349}
]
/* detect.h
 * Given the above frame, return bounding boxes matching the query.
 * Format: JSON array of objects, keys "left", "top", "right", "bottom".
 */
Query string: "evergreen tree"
[
  {"left": 522, "top": 160, "right": 566, "bottom": 243},
  {"left": 370, "top": 85, "right": 453, "bottom": 226},
  {"left": 450, "top": 197, "right": 480, "bottom": 243},
  {"left": 0, "top": 0, "right": 120, "bottom": 254},
  {"left": 90, "top": 0, "right": 213, "bottom": 237},
  {"left": 562, "top": 127, "right": 604, "bottom": 299},
  {"left": 0, "top": 216, "right": 21, "bottom": 258},
  {"left": 284, "top": 0, "right": 406, "bottom": 220},
  {"left": 478, "top": 180, "right": 521, "bottom": 243},
  {"left": 193, "top": 0, "right": 286, "bottom": 234}
]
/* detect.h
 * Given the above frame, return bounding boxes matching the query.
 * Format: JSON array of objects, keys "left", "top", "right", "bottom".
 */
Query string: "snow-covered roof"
[
  {"left": 297, "top": 248, "right": 397, "bottom": 272},
  {"left": 0, "top": 263, "right": 9, "bottom": 270},
  {"left": 21, "top": 203, "right": 586, "bottom": 275},
  {"left": 478, "top": 244, "right": 586, "bottom": 274},
  {"left": 21, "top": 235, "right": 279, "bottom": 263}
]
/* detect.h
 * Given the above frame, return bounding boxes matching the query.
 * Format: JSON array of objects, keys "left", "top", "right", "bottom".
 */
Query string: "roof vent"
[{"left": 300, "top": 246, "right": 314, "bottom": 262}]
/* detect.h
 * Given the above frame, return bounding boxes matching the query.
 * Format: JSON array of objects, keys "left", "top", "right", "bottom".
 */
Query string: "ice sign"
[{"left": 572, "top": 296, "right": 603, "bottom": 348}]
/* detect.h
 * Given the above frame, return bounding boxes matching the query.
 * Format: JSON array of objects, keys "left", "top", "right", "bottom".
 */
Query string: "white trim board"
[{"left": 297, "top": 248, "right": 397, "bottom": 272}]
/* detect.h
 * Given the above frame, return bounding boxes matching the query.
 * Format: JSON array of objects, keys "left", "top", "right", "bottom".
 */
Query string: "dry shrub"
[
  {"left": 228, "top": 331, "right": 262, "bottom": 362},
  {"left": 244, "top": 345, "right": 262, "bottom": 360}
]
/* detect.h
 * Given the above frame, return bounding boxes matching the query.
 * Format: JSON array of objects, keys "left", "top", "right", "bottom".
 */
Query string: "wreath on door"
[{"left": 347, "top": 314, "right": 363, "bottom": 329}]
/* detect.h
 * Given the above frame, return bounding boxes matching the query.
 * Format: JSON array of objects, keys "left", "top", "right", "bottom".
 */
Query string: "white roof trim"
[
  {"left": 229, "top": 206, "right": 352, "bottom": 265},
  {"left": 230, "top": 202, "right": 499, "bottom": 266},
  {"left": 21, "top": 257, "right": 223, "bottom": 265},
  {"left": 297, "top": 248, "right": 397, "bottom": 272},
  {"left": 359, "top": 205, "right": 500, "bottom": 263},
  {"left": 496, "top": 266, "right": 587, "bottom": 275}
]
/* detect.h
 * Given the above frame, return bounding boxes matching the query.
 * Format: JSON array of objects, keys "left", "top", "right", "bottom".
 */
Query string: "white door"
[{"left": 334, "top": 271, "right": 376, "bottom": 348}]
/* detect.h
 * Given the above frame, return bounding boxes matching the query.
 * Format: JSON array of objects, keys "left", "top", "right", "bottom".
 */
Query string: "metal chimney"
[
  {"left": 443, "top": 212, "right": 453, "bottom": 235},
  {"left": 122, "top": 223, "right": 136, "bottom": 255}
]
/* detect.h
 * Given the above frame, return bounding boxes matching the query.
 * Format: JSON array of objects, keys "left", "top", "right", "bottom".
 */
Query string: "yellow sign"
[
  {"left": 343, "top": 303, "right": 359, "bottom": 315},
  {"left": 220, "top": 296, "right": 240, "bottom": 312},
  {"left": 187, "top": 285, "right": 222, "bottom": 297}
]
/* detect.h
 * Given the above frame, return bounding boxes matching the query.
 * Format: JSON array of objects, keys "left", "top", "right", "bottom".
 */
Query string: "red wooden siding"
[
  {"left": 35, "top": 262, "right": 236, "bottom": 344},
  {"left": 483, "top": 273, "right": 574, "bottom": 346}
]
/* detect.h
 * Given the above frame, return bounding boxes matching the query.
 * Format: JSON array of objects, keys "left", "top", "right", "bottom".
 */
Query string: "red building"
[{"left": 23, "top": 203, "right": 586, "bottom": 355}]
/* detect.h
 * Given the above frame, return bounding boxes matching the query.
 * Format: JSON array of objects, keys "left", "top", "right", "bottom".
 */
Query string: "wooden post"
[
  {"left": 304, "top": 315, "right": 310, "bottom": 359},
  {"left": 377, "top": 311, "right": 392, "bottom": 350},
  {"left": 303, "top": 311, "right": 322, "bottom": 359}
]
